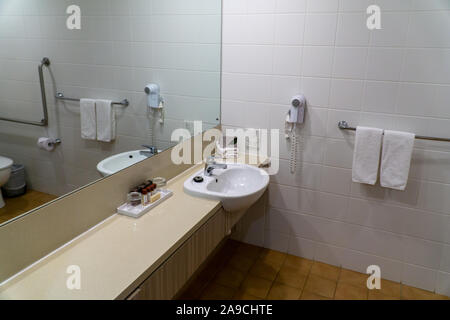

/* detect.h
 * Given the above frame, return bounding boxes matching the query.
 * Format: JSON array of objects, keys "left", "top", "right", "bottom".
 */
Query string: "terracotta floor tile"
[
  {"left": 248, "top": 259, "right": 282, "bottom": 281},
  {"left": 304, "top": 274, "right": 337, "bottom": 299},
  {"left": 233, "top": 290, "right": 262, "bottom": 300},
  {"left": 368, "top": 291, "right": 400, "bottom": 300},
  {"left": 339, "top": 269, "right": 368, "bottom": 289},
  {"left": 214, "top": 267, "right": 246, "bottom": 289},
  {"left": 275, "top": 265, "right": 307, "bottom": 289},
  {"left": 240, "top": 275, "right": 273, "bottom": 299},
  {"left": 181, "top": 240, "right": 450, "bottom": 301},
  {"left": 200, "top": 283, "right": 237, "bottom": 300},
  {"left": 334, "top": 283, "right": 368, "bottom": 300},
  {"left": 379, "top": 279, "right": 401, "bottom": 298},
  {"left": 259, "top": 249, "right": 287, "bottom": 268},
  {"left": 235, "top": 243, "right": 262, "bottom": 260},
  {"left": 283, "top": 255, "right": 313, "bottom": 274},
  {"left": 227, "top": 252, "right": 256, "bottom": 273},
  {"left": 300, "top": 291, "right": 331, "bottom": 300},
  {"left": 401, "top": 285, "right": 448, "bottom": 300},
  {"left": 266, "top": 283, "right": 302, "bottom": 300},
  {"left": 310, "top": 261, "right": 340, "bottom": 281},
  {"left": 0, "top": 190, "right": 57, "bottom": 224},
  {"left": 197, "top": 262, "right": 221, "bottom": 284}
]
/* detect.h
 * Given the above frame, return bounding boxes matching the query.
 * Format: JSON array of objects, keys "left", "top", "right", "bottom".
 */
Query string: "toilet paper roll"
[{"left": 37, "top": 137, "right": 55, "bottom": 152}]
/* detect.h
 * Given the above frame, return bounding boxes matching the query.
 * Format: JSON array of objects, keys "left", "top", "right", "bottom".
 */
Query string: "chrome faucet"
[
  {"left": 204, "top": 157, "right": 227, "bottom": 176},
  {"left": 140, "top": 145, "right": 158, "bottom": 158}
]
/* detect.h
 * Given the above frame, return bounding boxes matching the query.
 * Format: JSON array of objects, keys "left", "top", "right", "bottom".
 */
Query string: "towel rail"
[
  {"left": 338, "top": 121, "right": 450, "bottom": 143},
  {"left": 56, "top": 92, "right": 129, "bottom": 107},
  {"left": 0, "top": 57, "right": 50, "bottom": 126}
]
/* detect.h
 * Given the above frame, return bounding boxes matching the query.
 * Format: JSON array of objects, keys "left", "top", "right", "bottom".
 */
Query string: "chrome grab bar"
[
  {"left": 338, "top": 121, "right": 450, "bottom": 143},
  {"left": 0, "top": 57, "right": 50, "bottom": 127}
]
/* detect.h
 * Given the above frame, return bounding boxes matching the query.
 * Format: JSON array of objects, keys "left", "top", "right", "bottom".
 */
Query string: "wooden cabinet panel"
[{"left": 133, "top": 209, "right": 226, "bottom": 300}]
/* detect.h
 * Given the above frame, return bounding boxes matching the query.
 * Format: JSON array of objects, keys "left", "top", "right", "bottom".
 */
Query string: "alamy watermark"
[
  {"left": 66, "top": 5, "right": 81, "bottom": 30},
  {"left": 367, "top": 5, "right": 382, "bottom": 30},
  {"left": 66, "top": 265, "right": 81, "bottom": 290},
  {"left": 367, "top": 265, "right": 382, "bottom": 290}
]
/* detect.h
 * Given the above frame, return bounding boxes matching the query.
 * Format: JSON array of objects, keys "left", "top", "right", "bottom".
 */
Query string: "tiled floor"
[
  {"left": 0, "top": 190, "right": 58, "bottom": 225},
  {"left": 178, "top": 240, "right": 449, "bottom": 300}
]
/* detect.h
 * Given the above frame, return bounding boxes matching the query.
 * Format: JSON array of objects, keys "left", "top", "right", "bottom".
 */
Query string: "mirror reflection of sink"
[
  {"left": 97, "top": 150, "right": 159, "bottom": 177},
  {"left": 184, "top": 164, "right": 269, "bottom": 212}
]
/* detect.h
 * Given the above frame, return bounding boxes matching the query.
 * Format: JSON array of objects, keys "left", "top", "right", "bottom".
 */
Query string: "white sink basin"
[
  {"left": 184, "top": 164, "right": 269, "bottom": 212},
  {"left": 97, "top": 150, "right": 154, "bottom": 177}
]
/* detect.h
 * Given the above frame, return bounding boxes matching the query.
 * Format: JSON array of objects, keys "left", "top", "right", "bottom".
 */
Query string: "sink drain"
[{"left": 193, "top": 176, "right": 204, "bottom": 183}]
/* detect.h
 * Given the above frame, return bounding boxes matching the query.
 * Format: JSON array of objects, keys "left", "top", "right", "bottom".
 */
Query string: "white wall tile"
[
  {"left": 304, "top": 13, "right": 337, "bottom": 46},
  {"left": 301, "top": 77, "right": 331, "bottom": 108},
  {"left": 336, "top": 13, "right": 369, "bottom": 46},
  {"left": 436, "top": 271, "right": 450, "bottom": 297},
  {"left": 276, "top": 0, "right": 307, "bottom": 13},
  {"left": 367, "top": 48, "right": 403, "bottom": 81},
  {"left": 332, "top": 47, "right": 368, "bottom": 79},
  {"left": 288, "top": 236, "right": 316, "bottom": 259},
  {"left": 273, "top": 46, "right": 302, "bottom": 76},
  {"left": 248, "top": 0, "right": 276, "bottom": 13},
  {"left": 302, "top": 46, "right": 334, "bottom": 77},
  {"left": 223, "top": 45, "right": 274, "bottom": 74},
  {"left": 264, "top": 230, "right": 290, "bottom": 252},
  {"left": 407, "top": 12, "right": 450, "bottom": 48},
  {"left": 363, "top": 81, "right": 398, "bottom": 114},
  {"left": 306, "top": 0, "right": 339, "bottom": 13},
  {"left": 222, "top": 0, "right": 450, "bottom": 295},
  {"left": 402, "top": 263, "right": 437, "bottom": 292},
  {"left": 371, "top": 12, "right": 409, "bottom": 47},
  {"left": 402, "top": 49, "right": 450, "bottom": 84},
  {"left": 403, "top": 237, "right": 443, "bottom": 269},
  {"left": 274, "top": 14, "right": 305, "bottom": 45},
  {"left": 329, "top": 79, "right": 364, "bottom": 110}
]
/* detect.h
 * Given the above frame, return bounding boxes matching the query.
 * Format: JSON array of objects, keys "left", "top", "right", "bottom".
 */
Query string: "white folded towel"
[
  {"left": 352, "top": 126, "right": 384, "bottom": 185},
  {"left": 96, "top": 99, "right": 115, "bottom": 142},
  {"left": 380, "top": 130, "right": 415, "bottom": 191},
  {"left": 80, "top": 99, "right": 96, "bottom": 140}
]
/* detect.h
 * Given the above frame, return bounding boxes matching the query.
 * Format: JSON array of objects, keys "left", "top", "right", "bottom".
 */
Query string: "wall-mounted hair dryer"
[
  {"left": 288, "top": 95, "right": 306, "bottom": 124},
  {"left": 145, "top": 84, "right": 161, "bottom": 109},
  {"left": 285, "top": 94, "right": 307, "bottom": 174}
]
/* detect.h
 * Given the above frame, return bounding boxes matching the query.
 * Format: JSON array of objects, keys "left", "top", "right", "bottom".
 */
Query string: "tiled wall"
[
  {"left": 223, "top": 0, "right": 450, "bottom": 295},
  {"left": 0, "top": 0, "right": 221, "bottom": 195}
]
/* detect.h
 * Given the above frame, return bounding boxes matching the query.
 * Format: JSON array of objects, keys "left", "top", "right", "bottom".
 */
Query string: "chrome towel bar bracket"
[{"left": 338, "top": 121, "right": 450, "bottom": 143}]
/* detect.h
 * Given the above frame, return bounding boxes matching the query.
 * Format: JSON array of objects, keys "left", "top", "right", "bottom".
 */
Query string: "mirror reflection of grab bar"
[{"left": 0, "top": 57, "right": 50, "bottom": 127}]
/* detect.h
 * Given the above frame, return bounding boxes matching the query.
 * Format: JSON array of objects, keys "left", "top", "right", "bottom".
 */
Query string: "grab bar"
[
  {"left": 56, "top": 92, "right": 129, "bottom": 107},
  {"left": 338, "top": 121, "right": 450, "bottom": 143},
  {"left": 0, "top": 57, "right": 50, "bottom": 127},
  {"left": 0, "top": 57, "right": 50, "bottom": 126}
]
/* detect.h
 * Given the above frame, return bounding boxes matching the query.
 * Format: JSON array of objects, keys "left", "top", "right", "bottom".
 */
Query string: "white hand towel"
[
  {"left": 80, "top": 99, "right": 96, "bottom": 140},
  {"left": 96, "top": 99, "right": 116, "bottom": 142},
  {"left": 380, "top": 130, "right": 415, "bottom": 191},
  {"left": 352, "top": 126, "right": 384, "bottom": 185}
]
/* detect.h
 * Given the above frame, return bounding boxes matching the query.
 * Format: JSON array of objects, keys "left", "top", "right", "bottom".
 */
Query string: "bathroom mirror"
[{"left": 0, "top": 0, "right": 221, "bottom": 226}]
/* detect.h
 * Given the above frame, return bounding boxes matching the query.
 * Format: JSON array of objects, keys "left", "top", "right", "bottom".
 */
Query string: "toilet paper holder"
[
  {"left": 50, "top": 139, "right": 62, "bottom": 146},
  {"left": 37, "top": 138, "right": 62, "bottom": 151}
]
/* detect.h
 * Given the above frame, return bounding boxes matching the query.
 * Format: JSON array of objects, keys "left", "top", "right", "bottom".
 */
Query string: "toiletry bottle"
[
  {"left": 150, "top": 185, "right": 161, "bottom": 203},
  {"left": 141, "top": 190, "right": 148, "bottom": 206}
]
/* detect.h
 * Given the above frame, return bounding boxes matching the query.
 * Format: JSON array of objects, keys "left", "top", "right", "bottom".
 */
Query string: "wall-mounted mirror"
[{"left": 0, "top": 0, "right": 221, "bottom": 226}]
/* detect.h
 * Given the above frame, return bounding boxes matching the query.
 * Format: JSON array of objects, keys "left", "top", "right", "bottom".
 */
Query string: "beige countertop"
[{"left": 0, "top": 164, "right": 222, "bottom": 300}]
